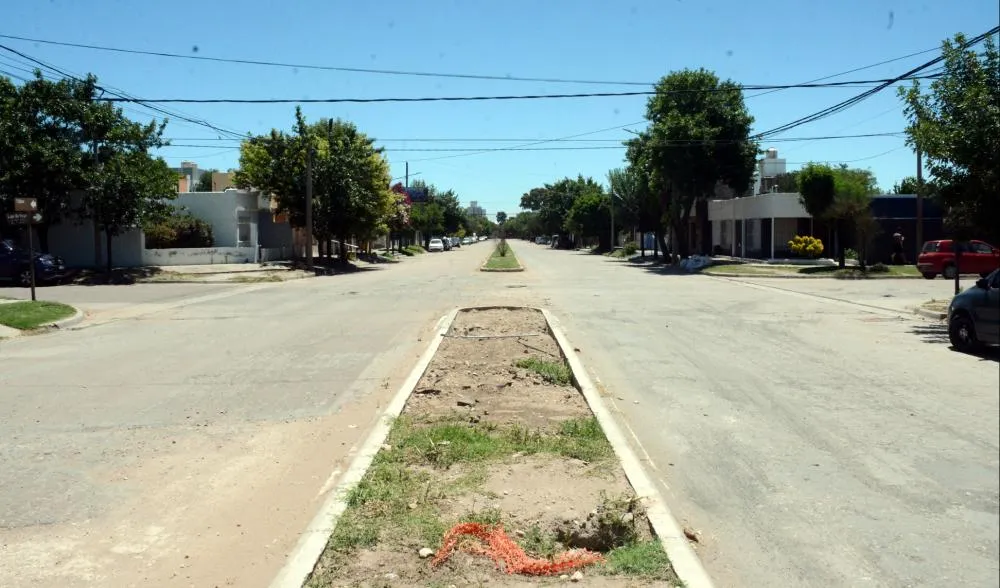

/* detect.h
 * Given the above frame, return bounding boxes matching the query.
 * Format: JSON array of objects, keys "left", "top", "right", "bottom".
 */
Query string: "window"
[
  {"left": 971, "top": 242, "right": 992, "bottom": 254},
  {"left": 922, "top": 241, "right": 941, "bottom": 253}
]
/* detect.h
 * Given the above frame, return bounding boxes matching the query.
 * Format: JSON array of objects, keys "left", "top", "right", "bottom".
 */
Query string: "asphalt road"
[
  {"left": 2, "top": 242, "right": 996, "bottom": 588},
  {"left": 0, "top": 244, "right": 508, "bottom": 588},
  {"left": 511, "top": 244, "right": 999, "bottom": 588}
]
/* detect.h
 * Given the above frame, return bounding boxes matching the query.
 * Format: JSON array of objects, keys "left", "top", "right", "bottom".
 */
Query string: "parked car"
[
  {"left": 451, "top": 237, "right": 461, "bottom": 248},
  {"left": 917, "top": 239, "right": 1000, "bottom": 280},
  {"left": 947, "top": 268, "right": 1000, "bottom": 351},
  {"left": 462, "top": 237, "right": 473, "bottom": 245},
  {"left": 428, "top": 238, "right": 444, "bottom": 252},
  {"left": 0, "top": 239, "right": 68, "bottom": 287}
]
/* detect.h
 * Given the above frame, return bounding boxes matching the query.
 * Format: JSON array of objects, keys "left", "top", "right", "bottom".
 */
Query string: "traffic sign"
[
  {"left": 14, "top": 197, "right": 37, "bottom": 213},
  {"left": 5, "top": 211, "right": 43, "bottom": 225}
]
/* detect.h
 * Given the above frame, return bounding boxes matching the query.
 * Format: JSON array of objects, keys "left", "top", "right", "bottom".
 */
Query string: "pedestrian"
[{"left": 892, "top": 227, "right": 906, "bottom": 265}]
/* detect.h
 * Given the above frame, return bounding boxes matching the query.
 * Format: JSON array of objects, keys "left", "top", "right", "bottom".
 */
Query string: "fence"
[{"left": 142, "top": 247, "right": 254, "bottom": 266}]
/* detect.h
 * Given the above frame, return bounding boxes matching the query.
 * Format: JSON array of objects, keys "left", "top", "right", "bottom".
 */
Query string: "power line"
[
  {"left": 756, "top": 25, "right": 999, "bottom": 139},
  {"left": 95, "top": 76, "right": 940, "bottom": 105}
]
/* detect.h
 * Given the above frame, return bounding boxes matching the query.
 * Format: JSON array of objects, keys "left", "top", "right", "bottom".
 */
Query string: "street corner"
[{"left": 0, "top": 298, "right": 83, "bottom": 338}]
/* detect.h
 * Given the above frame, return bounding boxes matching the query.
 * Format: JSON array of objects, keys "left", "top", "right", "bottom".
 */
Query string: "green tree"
[
  {"left": 0, "top": 73, "right": 93, "bottom": 252},
  {"left": 194, "top": 169, "right": 218, "bottom": 192},
  {"left": 410, "top": 202, "right": 444, "bottom": 249},
  {"left": 797, "top": 163, "right": 837, "bottom": 219},
  {"left": 892, "top": 176, "right": 919, "bottom": 194},
  {"left": 496, "top": 211, "right": 507, "bottom": 225},
  {"left": 607, "top": 167, "right": 640, "bottom": 239},
  {"left": 900, "top": 32, "right": 999, "bottom": 243},
  {"left": 637, "top": 69, "right": 758, "bottom": 258},
  {"left": 564, "top": 186, "right": 610, "bottom": 250}
]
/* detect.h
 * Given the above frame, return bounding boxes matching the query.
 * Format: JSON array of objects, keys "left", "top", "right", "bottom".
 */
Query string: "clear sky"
[{"left": 3, "top": 0, "right": 998, "bottom": 215}]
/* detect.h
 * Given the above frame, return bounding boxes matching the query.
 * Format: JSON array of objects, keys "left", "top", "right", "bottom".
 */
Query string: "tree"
[
  {"left": 797, "top": 163, "right": 836, "bottom": 219},
  {"left": 773, "top": 171, "right": 800, "bottom": 193},
  {"left": 563, "top": 185, "right": 610, "bottom": 250},
  {"left": 495, "top": 211, "right": 507, "bottom": 225},
  {"left": 410, "top": 202, "right": 444, "bottom": 249},
  {"left": 640, "top": 69, "right": 758, "bottom": 258},
  {"left": 607, "top": 167, "right": 641, "bottom": 240},
  {"left": 900, "top": 32, "right": 1000, "bottom": 244},
  {"left": 194, "top": 169, "right": 218, "bottom": 192},
  {"left": 0, "top": 73, "right": 93, "bottom": 252},
  {"left": 892, "top": 176, "right": 919, "bottom": 194}
]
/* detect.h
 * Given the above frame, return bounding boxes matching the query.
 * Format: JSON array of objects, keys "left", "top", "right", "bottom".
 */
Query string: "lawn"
[
  {"left": 702, "top": 262, "right": 921, "bottom": 278},
  {"left": 0, "top": 300, "right": 76, "bottom": 330},
  {"left": 482, "top": 242, "right": 522, "bottom": 270}
]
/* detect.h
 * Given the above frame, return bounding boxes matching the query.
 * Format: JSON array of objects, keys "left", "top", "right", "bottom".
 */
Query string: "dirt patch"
[{"left": 306, "top": 307, "right": 679, "bottom": 587}]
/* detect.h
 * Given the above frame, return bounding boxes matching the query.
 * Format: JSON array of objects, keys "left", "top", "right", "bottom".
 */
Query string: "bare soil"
[{"left": 307, "top": 307, "right": 679, "bottom": 587}]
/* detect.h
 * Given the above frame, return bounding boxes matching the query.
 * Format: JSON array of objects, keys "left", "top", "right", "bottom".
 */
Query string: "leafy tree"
[
  {"left": 564, "top": 186, "right": 610, "bottom": 250},
  {"left": 144, "top": 210, "right": 214, "bottom": 248},
  {"left": 624, "top": 138, "right": 666, "bottom": 257},
  {"left": 797, "top": 163, "right": 836, "bottom": 218},
  {"left": 892, "top": 176, "right": 920, "bottom": 194},
  {"left": 773, "top": 172, "right": 801, "bottom": 193},
  {"left": 639, "top": 68, "right": 758, "bottom": 258},
  {"left": 0, "top": 73, "right": 94, "bottom": 252},
  {"left": 607, "top": 167, "right": 641, "bottom": 237},
  {"left": 410, "top": 202, "right": 444, "bottom": 249},
  {"left": 496, "top": 211, "right": 507, "bottom": 225},
  {"left": 900, "top": 32, "right": 999, "bottom": 243},
  {"left": 194, "top": 169, "right": 218, "bottom": 192}
]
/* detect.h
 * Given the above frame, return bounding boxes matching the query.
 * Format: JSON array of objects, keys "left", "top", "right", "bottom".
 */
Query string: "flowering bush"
[{"left": 788, "top": 235, "right": 824, "bottom": 258}]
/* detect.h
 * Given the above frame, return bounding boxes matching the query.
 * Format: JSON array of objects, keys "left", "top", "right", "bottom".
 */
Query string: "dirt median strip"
[{"left": 293, "top": 307, "right": 686, "bottom": 587}]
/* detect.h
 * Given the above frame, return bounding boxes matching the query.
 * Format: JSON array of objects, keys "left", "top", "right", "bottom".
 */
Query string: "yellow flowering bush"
[{"left": 788, "top": 235, "right": 824, "bottom": 258}]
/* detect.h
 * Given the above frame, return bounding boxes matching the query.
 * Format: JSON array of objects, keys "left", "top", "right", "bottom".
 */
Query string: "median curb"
[
  {"left": 701, "top": 270, "right": 922, "bottom": 280},
  {"left": 269, "top": 308, "right": 460, "bottom": 588},
  {"left": 542, "top": 308, "right": 716, "bottom": 588}
]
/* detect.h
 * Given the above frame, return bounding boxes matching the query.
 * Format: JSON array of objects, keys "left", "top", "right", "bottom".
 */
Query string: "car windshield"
[{"left": 921, "top": 241, "right": 942, "bottom": 253}]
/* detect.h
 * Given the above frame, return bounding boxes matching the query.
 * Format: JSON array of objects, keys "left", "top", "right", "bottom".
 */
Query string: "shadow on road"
[{"left": 908, "top": 323, "right": 1000, "bottom": 363}]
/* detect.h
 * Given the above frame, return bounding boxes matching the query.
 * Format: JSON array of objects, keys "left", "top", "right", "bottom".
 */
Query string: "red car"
[{"left": 917, "top": 239, "right": 1000, "bottom": 280}]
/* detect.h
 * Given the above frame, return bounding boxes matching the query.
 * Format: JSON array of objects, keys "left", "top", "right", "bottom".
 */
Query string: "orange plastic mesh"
[{"left": 431, "top": 522, "right": 604, "bottom": 576}]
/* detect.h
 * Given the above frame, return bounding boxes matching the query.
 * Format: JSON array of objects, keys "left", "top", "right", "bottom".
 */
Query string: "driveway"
[{"left": 512, "top": 243, "right": 999, "bottom": 588}]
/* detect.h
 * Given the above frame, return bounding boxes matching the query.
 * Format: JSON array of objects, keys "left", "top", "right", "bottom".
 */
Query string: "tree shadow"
[
  {"left": 908, "top": 322, "right": 1000, "bottom": 363},
  {"left": 68, "top": 267, "right": 162, "bottom": 286}
]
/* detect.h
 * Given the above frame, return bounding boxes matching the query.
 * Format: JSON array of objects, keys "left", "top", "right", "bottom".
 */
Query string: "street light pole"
[
  {"left": 610, "top": 193, "right": 615, "bottom": 251},
  {"left": 305, "top": 146, "right": 314, "bottom": 269}
]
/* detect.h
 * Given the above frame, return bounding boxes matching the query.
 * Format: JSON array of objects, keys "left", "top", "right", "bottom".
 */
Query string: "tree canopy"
[{"left": 900, "top": 32, "right": 999, "bottom": 242}]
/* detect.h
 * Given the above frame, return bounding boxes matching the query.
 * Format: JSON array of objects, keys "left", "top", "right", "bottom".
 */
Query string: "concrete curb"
[
  {"left": 268, "top": 308, "right": 460, "bottom": 588},
  {"left": 43, "top": 307, "right": 85, "bottom": 330},
  {"left": 541, "top": 308, "right": 715, "bottom": 588},
  {"left": 702, "top": 271, "right": 921, "bottom": 280},
  {"left": 138, "top": 273, "right": 312, "bottom": 285},
  {"left": 914, "top": 307, "right": 947, "bottom": 321}
]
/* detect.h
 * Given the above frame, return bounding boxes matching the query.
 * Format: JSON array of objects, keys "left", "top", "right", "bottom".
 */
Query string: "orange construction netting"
[{"left": 431, "top": 522, "right": 604, "bottom": 576}]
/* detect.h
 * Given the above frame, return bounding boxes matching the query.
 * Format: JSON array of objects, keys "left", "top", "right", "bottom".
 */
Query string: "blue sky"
[{"left": 3, "top": 0, "right": 998, "bottom": 215}]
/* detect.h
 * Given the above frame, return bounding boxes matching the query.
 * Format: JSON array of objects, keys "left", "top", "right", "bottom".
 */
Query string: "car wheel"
[
  {"left": 948, "top": 313, "right": 981, "bottom": 352},
  {"left": 18, "top": 268, "right": 33, "bottom": 287},
  {"left": 921, "top": 272, "right": 938, "bottom": 280},
  {"left": 942, "top": 264, "right": 958, "bottom": 280}
]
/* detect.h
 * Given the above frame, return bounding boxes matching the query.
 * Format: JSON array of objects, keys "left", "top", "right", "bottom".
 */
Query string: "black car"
[
  {"left": 0, "top": 239, "right": 68, "bottom": 287},
  {"left": 947, "top": 268, "right": 1000, "bottom": 351}
]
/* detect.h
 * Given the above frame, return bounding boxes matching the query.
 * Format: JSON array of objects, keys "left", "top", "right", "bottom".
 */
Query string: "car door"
[
  {"left": 978, "top": 270, "right": 1000, "bottom": 345},
  {"left": 0, "top": 242, "right": 18, "bottom": 280},
  {"left": 967, "top": 241, "right": 998, "bottom": 275}
]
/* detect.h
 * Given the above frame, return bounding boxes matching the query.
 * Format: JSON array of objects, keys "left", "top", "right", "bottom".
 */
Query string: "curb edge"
[
  {"left": 45, "top": 307, "right": 85, "bottom": 330},
  {"left": 268, "top": 308, "right": 460, "bottom": 588},
  {"left": 541, "top": 308, "right": 716, "bottom": 588},
  {"left": 914, "top": 307, "right": 947, "bottom": 321}
]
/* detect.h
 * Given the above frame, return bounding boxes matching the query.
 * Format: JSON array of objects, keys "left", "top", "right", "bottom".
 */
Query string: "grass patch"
[
  {"left": 0, "top": 300, "right": 75, "bottom": 330},
  {"left": 601, "top": 540, "right": 676, "bottom": 579},
  {"left": 514, "top": 356, "right": 572, "bottom": 385},
  {"left": 404, "top": 245, "right": 427, "bottom": 255},
  {"left": 324, "top": 416, "right": 614, "bottom": 552},
  {"left": 230, "top": 273, "right": 284, "bottom": 283},
  {"left": 702, "top": 261, "right": 920, "bottom": 278},
  {"left": 483, "top": 242, "right": 522, "bottom": 270}
]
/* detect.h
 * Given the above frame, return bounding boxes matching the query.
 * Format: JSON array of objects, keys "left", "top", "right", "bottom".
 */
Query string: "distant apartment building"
[
  {"left": 465, "top": 200, "right": 486, "bottom": 219},
  {"left": 171, "top": 161, "right": 235, "bottom": 192}
]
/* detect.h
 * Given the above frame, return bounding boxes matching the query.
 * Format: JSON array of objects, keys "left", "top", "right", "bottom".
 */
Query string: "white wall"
[
  {"left": 142, "top": 247, "right": 254, "bottom": 266},
  {"left": 173, "top": 191, "right": 259, "bottom": 247},
  {"left": 46, "top": 220, "right": 144, "bottom": 267},
  {"left": 707, "top": 192, "right": 809, "bottom": 221}
]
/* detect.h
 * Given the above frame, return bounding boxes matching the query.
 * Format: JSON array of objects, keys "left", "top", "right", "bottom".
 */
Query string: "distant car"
[
  {"left": 917, "top": 239, "right": 1000, "bottom": 280},
  {"left": 451, "top": 237, "right": 461, "bottom": 248},
  {"left": 428, "top": 238, "right": 444, "bottom": 252},
  {"left": 462, "top": 237, "right": 473, "bottom": 245},
  {"left": 947, "top": 269, "right": 1000, "bottom": 351},
  {"left": 0, "top": 239, "right": 68, "bottom": 287}
]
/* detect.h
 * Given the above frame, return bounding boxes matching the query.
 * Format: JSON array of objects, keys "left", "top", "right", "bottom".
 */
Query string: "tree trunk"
[
  {"left": 655, "top": 230, "right": 669, "bottom": 263},
  {"left": 835, "top": 219, "right": 846, "bottom": 268},
  {"left": 640, "top": 230, "right": 646, "bottom": 258},
  {"left": 673, "top": 220, "right": 691, "bottom": 260},
  {"left": 104, "top": 228, "right": 114, "bottom": 275}
]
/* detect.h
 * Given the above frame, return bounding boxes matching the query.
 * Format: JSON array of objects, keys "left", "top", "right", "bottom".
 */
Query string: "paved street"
[
  {"left": 1, "top": 242, "right": 997, "bottom": 588},
  {"left": 511, "top": 244, "right": 999, "bottom": 588}
]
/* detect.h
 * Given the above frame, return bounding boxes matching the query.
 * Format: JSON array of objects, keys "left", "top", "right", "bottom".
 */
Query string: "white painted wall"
[
  {"left": 173, "top": 191, "right": 260, "bottom": 247},
  {"left": 707, "top": 192, "right": 809, "bottom": 221},
  {"left": 46, "top": 220, "right": 144, "bottom": 267},
  {"left": 142, "top": 247, "right": 254, "bottom": 266}
]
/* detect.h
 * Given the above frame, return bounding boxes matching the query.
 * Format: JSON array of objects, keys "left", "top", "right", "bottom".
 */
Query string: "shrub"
[
  {"left": 496, "top": 239, "right": 510, "bottom": 257},
  {"left": 622, "top": 241, "right": 638, "bottom": 255},
  {"left": 787, "top": 235, "right": 823, "bottom": 258},
  {"left": 844, "top": 248, "right": 859, "bottom": 260},
  {"left": 144, "top": 211, "right": 214, "bottom": 249},
  {"left": 869, "top": 262, "right": 889, "bottom": 273}
]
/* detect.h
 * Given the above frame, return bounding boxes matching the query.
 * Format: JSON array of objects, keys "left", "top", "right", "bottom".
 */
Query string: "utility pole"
[
  {"left": 405, "top": 161, "right": 409, "bottom": 188},
  {"left": 915, "top": 147, "right": 924, "bottom": 262},
  {"left": 305, "top": 146, "right": 314, "bottom": 269},
  {"left": 609, "top": 193, "right": 615, "bottom": 251},
  {"left": 92, "top": 140, "right": 102, "bottom": 270}
]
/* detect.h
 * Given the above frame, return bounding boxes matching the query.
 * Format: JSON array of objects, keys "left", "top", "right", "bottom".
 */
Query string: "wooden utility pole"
[{"left": 305, "top": 147, "right": 314, "bottom": 269}]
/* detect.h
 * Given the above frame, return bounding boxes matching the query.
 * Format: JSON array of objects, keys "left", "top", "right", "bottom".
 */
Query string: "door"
[
  {"left": 967, "top": 241, "right": 1000, "bottom": 275},
  {"left": 976, "top": 271, "right": 1000, "bottom": 345}
]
